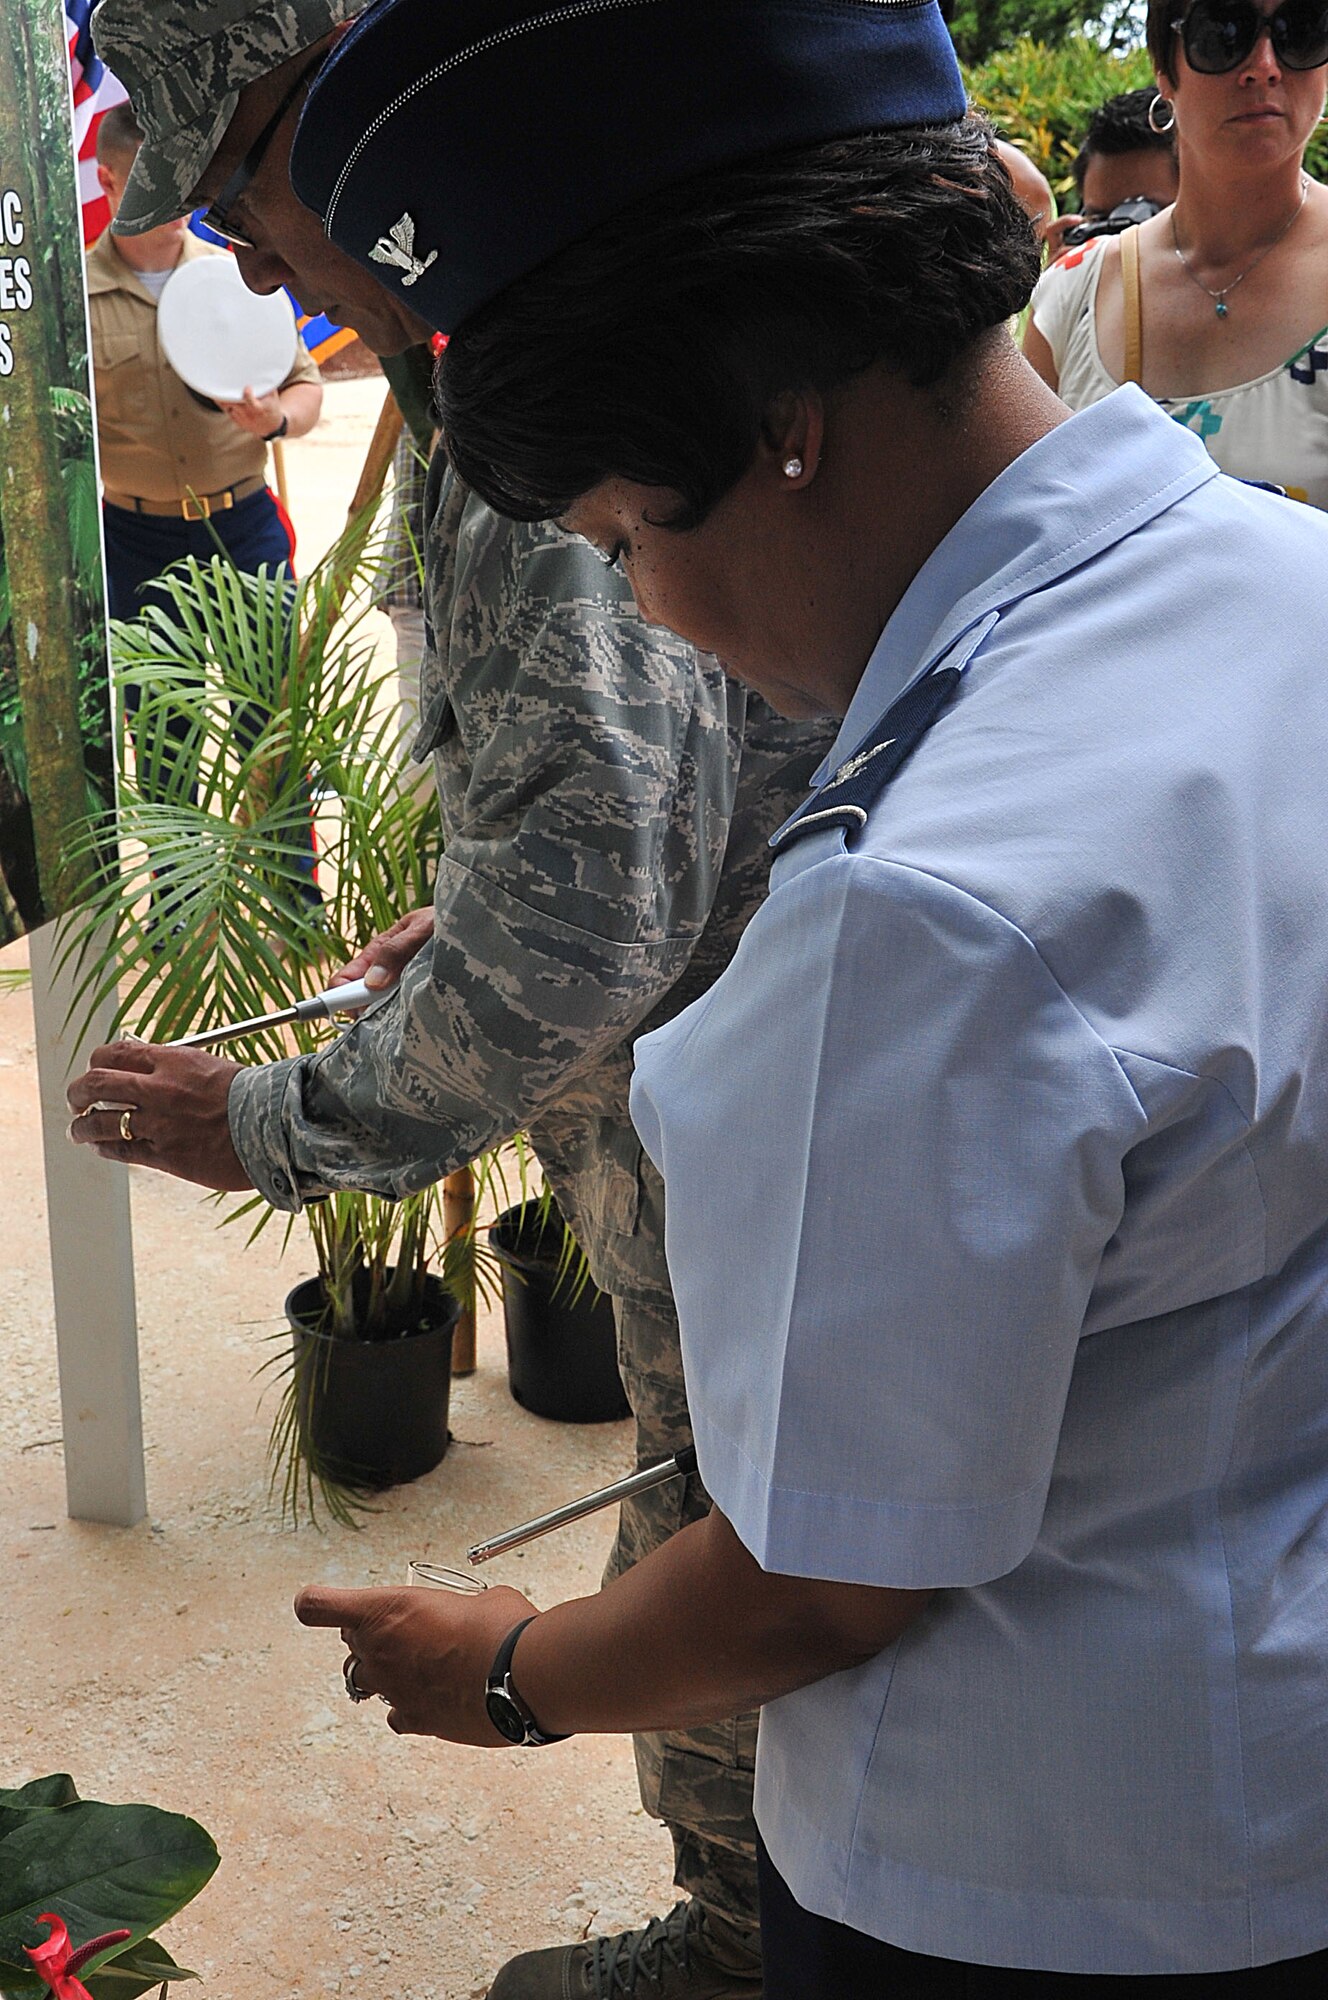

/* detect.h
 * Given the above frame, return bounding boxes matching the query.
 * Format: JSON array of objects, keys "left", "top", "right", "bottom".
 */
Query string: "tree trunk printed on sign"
[{"left": 0, "top": 0, "right": 112, "bottom": 946}]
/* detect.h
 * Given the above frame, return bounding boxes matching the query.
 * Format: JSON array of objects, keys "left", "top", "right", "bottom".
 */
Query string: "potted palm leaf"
[{"left": 63, "top": 513, "right": 486, "bottom": 1524}]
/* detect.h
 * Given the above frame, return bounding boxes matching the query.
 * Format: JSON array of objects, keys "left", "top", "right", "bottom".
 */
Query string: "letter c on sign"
[{"left": 1, "top": 192, "right": 23, "bottom": 247}]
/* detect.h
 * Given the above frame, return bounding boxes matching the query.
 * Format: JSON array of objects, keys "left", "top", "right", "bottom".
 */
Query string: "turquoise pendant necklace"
[{"left": 1171, "top": 175, "right": 1310, "bottom": 317}]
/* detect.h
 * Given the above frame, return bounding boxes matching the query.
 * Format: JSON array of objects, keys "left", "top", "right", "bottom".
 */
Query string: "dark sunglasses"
[
  {"left": 199, "top": 48, "right": 327, "bottom": 249},
  {"left": 1171, "top": 0, "right": 1328, "bottom": 73}
]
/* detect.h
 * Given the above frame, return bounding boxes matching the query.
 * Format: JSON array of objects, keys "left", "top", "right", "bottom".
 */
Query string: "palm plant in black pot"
[{"left": 64, "top": 516, "right": 478, "bottom": 1524}]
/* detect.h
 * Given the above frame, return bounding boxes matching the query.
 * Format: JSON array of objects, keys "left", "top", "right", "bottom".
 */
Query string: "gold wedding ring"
[{"left": 118, "top": 1108, "right": 135, "bottom": 1143}]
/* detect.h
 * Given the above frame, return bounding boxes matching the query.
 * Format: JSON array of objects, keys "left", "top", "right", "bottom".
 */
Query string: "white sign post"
[{"left": 29, "top": 922, "right": 145, "bottom": 1526}]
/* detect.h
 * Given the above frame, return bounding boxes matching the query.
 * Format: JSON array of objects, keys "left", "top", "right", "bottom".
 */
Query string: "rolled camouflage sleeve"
[{"left": 228, "top": 471, "right": 741, "bottom": 1212}]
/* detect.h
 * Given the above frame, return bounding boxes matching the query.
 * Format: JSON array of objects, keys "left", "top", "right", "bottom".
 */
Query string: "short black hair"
[
  {"left": 1072, "top": 87, "right": 1176, "bottom": 198},
  {"left": 440, "top": 115, "right": 1040, "bottom": 532},
  {"left": 96, "top": 102, "right": 143, "bottom": 167}
]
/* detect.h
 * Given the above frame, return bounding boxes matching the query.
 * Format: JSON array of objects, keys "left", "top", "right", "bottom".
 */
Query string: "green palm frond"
[
  {"left": 966, "top": 35, "right": 1154, "bottom": 192},
  {"left": 60, "top": 457, "right": 101, "bottom": 594},
  {"left": 61, "top": 511, "right": 435, "bottom": 1044},
  {"left": 56, "top": 499, "right": 464, "bottom": 1527},
  {"left": 50, "top": 384, "right": 94, "bottom": 441}
]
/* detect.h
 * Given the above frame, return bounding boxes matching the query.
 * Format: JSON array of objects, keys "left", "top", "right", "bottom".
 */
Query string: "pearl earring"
[{"left": 783, "top": 457, "right": 804, "bottom": 479}]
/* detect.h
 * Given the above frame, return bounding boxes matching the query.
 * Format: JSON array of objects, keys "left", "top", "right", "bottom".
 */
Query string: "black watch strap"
[
  {"left": 485, "top": 1617, "right": 570, "bottom": 1746},
  {"left": 261, "top": 411, "right": 289, "bottom": 441}
]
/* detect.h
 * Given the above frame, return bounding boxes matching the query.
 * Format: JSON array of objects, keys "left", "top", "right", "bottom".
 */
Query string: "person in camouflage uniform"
[
  {"left": 75, "top": 5, "right": 836, "bottom": 1994},
  {"left": 235, "top": 471, "right": 821, "bottom": 1971}
]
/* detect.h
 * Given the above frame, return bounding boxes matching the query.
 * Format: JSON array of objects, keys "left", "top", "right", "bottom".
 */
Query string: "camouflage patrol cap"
[{"left": 90, "top": 0, "right": 362, "bottom": 235}]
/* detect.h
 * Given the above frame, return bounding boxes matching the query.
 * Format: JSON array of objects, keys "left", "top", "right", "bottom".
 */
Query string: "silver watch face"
[{"left": 485, "top": 1686, "right": 529, "bottom": 1745}]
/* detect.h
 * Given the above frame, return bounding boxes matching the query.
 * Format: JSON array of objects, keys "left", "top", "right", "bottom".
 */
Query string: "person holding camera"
[
  {"left": 1025, "top": 0, "right": 1328, "bottom": 508},
  {"left": 1042, "top": 86, "right": 1179, "bottom": 258}
]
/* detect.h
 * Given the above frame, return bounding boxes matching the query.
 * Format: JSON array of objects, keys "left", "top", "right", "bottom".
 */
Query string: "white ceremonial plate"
[{"left": 157, "top": 253, "right": 298, "bottom": 403}]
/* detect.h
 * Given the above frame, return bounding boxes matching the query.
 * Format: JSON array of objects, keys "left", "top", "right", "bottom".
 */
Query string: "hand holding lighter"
[
  {"left": 167, "top": 976, "right": 390, "bottom": 1049},
  {"left": 403, "top": 1449, "right": 699, "bottom": 1590},
  {"left": 466, "top": 1447, "right": 699, "bottom": 1566}
]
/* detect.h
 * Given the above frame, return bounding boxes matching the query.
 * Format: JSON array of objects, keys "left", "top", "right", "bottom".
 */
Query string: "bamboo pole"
[
  {"left": 271, "top": 436, "right": 290, "bottom": 513},
  {"left": 349, "top": 387, "right": 404, "bottom": 522},
  {"left": 443, "top": 1164, "right": 477, "bottom": 1375},
  {"left": 303, "top": 385, "right": 403, "bottom": 644}
]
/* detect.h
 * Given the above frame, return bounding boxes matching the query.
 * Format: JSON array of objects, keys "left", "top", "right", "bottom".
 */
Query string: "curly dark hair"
[
  {"left": 1072, "top": 87, "right": 1177, "bottom": 196},
  {"left": 439, "top": 115, "right": 1040, "bottom": 532}
]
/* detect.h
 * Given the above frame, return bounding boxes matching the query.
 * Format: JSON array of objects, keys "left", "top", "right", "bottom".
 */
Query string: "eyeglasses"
[
  {"left": 1171, "top": 0, "right": 1328, "bottom": 74},
  {"left": 198, "top": 48, "right": 326, "bottom": 249}
]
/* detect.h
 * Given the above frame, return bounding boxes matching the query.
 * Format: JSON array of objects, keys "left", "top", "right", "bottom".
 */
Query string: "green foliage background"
[
  {"left": 967, "top": 36, "right": 1154, "bottom": 194},
  {"left": 948, "top": 2, "right": 1143, "bottom": 67}
]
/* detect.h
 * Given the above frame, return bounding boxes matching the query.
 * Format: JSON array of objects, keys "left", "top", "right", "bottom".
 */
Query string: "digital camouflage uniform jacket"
[
  {"left": 228, "top": 461, "right": 832, "bottom": 1926},
  {"left": 229, "top": 462, "right": 830, "bottom": 1310}
]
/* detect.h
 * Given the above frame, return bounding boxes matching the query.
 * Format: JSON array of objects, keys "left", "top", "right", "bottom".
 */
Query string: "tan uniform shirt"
[{"left": 87, "top": 228, "right": 319, "bottom": 505}]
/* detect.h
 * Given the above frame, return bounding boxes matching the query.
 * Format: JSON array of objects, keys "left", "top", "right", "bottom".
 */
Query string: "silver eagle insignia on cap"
[{"left": 369, "top": 213, "right": 439, "bottom": 287}]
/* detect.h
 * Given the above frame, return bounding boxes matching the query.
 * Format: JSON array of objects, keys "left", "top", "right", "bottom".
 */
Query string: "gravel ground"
[{"left": 0, "top": 381, "right": 678, "bottom": 1998}]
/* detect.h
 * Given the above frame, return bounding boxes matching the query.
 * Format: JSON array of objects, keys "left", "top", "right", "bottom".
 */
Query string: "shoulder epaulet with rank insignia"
[{"left": 771, "top": 612, "right": 998, "bottom": 859}]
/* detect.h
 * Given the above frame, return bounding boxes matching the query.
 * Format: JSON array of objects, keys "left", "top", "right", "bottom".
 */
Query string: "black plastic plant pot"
[
  {"left": 285, "top": 1271, "right": 461, "bottom": 1489},
  {"left": 488, "top": 1201, "right": 630, "bottom": 1424}
]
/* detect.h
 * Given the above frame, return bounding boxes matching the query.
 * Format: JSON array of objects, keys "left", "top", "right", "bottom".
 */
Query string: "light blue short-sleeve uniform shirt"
[{"left": 630, "top": 389, "right": 1328, "bottom": 1975}]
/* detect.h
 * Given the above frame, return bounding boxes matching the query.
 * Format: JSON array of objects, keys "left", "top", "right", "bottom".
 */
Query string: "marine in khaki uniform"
[
  {"left": 89, "top": 104, "right": 321, "bottom": 625},
  {"left": 88, "top": 223, "right": 320, "bottom": 523},
  {"left": 72, "top": 5, "right": 835, "bottom": 1991}
]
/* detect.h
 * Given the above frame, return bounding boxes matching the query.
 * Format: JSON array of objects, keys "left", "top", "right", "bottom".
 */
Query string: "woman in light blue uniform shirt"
[{"left": 289, "top": 2, "right": 1328, "bottom": 1991}]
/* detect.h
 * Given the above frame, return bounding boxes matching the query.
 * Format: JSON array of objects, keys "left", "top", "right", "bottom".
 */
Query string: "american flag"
[
  {"left": 64, "top": 2, "right": 356, "bottom": 365},
  {"left": 66, "top": 0, "right": 129, "bottom": 247}
]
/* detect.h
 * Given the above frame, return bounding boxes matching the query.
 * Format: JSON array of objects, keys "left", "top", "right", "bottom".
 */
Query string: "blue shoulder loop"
[{"left": 770, "top": 616, "right": 996, "bottom": 858}]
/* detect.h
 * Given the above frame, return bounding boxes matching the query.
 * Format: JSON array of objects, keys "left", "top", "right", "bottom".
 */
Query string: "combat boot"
[{"left": 485, "top": 1897, "right": 762, "bottom": 1998}]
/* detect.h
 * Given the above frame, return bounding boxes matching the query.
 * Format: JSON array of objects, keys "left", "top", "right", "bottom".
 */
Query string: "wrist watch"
[
  {"left": 485, "top": 1616, "right": 569, "bottom": 1746},
  {"left": 261, "top": 412, "right": 289, "bottom": 441}
]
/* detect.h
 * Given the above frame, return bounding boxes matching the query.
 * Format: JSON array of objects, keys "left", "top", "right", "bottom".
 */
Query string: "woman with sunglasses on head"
[{"left": 1025, "top": 0, "right": 1328, "bottom": 507}]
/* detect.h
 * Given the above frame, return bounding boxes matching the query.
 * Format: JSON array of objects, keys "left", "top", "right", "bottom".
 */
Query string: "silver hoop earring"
[
  {"left": 783, "top": 457, "right": 804, "bottom": 480},
  {"left": 1148, "top": 92, "right": 1176, "bottom": 135}
]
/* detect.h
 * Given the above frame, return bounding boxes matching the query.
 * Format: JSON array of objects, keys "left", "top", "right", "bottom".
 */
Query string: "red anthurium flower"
[{"left": 25, "top": 1914, "right": 132, "bottom": 1998}]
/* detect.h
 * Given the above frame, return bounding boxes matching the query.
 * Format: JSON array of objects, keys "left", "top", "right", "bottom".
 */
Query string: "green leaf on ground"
[{"left": 0, "top": 1800, "right": 217, "bottom": 1977}]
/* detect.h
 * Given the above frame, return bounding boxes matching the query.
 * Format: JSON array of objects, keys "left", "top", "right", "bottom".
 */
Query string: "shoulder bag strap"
[{"left": 1119, "top": 225, "right": 1143, "bottom": 387}]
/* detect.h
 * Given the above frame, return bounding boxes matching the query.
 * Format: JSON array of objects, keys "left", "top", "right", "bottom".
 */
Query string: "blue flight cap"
[{"left": 291, "top": 0, "right": 968, "bottom": 336}]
